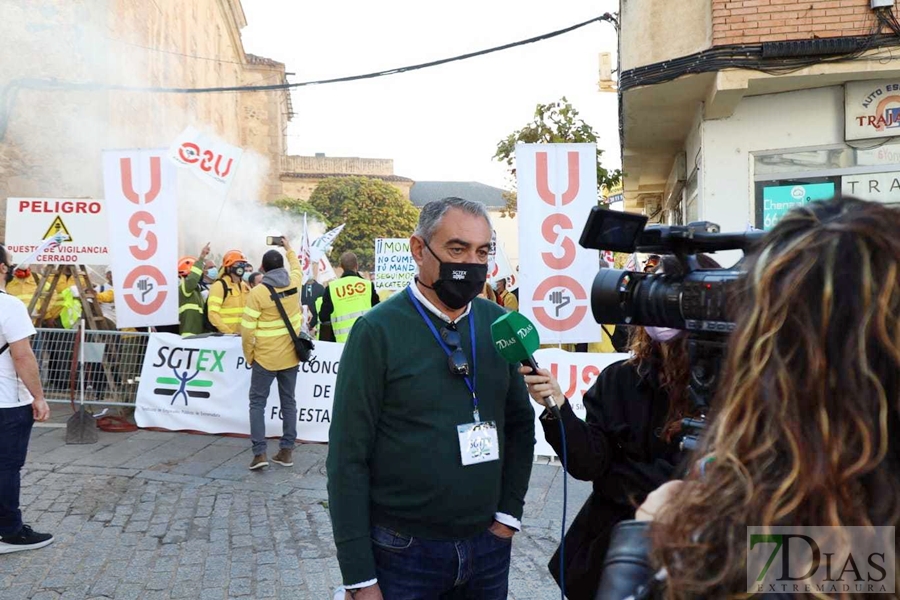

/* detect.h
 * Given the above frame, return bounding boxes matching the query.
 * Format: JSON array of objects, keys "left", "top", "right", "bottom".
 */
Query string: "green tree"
[
  {"left": 271, "top": 197, "right": 328, "bottom": 225},
  {"left": 493, "top": 97, "right": 622, "bottom": 217},
  {"left": 308, "top": 176, "right": 420, "bottom": 271}
]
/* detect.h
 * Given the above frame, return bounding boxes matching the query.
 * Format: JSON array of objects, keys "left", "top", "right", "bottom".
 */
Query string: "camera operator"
[
  {"left": 521, "top": 254, "right": 719, "bottom": 599},
  {"left": 597, "top": 197, "right": 900, "bottom": 599}
]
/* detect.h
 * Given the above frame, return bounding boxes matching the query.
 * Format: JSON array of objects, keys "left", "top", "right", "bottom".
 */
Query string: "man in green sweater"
[{"left": 327, "top": 197, "right": 535, "bottom": 599}]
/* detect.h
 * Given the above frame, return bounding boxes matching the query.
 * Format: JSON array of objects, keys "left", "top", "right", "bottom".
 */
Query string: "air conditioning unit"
[{"left": 598, "top": 53, "right": 617, "bottom": 92}]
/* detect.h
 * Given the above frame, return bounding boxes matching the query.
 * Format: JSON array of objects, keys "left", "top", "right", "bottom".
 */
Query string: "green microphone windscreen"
[{"left": 490, "top": 311, "right": 542, "bottom": 364}]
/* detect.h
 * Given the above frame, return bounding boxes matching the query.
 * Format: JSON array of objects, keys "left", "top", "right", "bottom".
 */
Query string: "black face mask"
[{"left": 420, "top": 242, "right": 488, "bottom": 310}]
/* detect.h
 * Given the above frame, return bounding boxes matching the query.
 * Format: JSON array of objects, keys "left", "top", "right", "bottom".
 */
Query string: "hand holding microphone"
[
  {"left": 519, "top": 366, "right": 564, "bottom": 411},
  {"left": 490, "top": 311, "right": 564, "bottom": 419}
]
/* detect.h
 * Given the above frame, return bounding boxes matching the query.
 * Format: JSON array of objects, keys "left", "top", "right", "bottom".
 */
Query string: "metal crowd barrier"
[{"left": 34, "top": 327, "right": 151, "bottom": 408}]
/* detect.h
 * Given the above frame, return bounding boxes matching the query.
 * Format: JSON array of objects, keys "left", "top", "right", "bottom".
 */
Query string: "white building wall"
[{"left": 699, "top": 86, "right": 846, "bottom": 232}]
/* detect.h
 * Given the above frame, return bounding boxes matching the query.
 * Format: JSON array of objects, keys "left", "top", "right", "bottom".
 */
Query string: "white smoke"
[
  {"left": 0, "top": 1, "right": 322, "bottom": 273},
  {"left": 176, "top": 147, "right": 324, "bottom": 269}
]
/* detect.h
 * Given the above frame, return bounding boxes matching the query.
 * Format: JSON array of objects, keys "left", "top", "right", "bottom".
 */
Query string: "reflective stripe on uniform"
[
  {"left": 256, "top": 328, "right": 294, "bottom": 338},
  {"left": 333, "top": 310, "right": 368, "bottom": 334},
  {"left": 257, "top": 314, "right": 302, "bottom": 329},
  {"left": 241, "top": 320, "right": 258, "bottom": 330},
  {"left": 179, "top": 303, "right": 202, "bottom": 314},
  {"left": 190, "top": 265, "right": 203, "bottom": 276},
  {"left": 243, "top": 307, "right": 262, "bottom": 319}
]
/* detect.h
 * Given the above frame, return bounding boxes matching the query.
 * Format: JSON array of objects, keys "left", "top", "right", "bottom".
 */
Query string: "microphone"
[{"left": 490, "top": 311, "right": 562, "bottom": 419}]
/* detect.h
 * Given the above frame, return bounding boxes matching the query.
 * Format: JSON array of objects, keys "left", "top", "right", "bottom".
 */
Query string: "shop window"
[
  {"left": 754, "top": 141, "right": 900, "bottom": 229},
  {"left": 754, "top": 177, "right": 839, "bottom": 230}
]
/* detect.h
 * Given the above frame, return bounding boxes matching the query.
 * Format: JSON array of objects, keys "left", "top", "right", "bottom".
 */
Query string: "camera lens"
[{"left": 590, "top": 268, "right": 685, "bottom": 328}]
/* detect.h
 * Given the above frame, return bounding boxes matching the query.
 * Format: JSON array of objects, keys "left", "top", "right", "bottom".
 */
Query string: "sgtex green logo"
[
  {"left": 151, "top": 347, "right": 223, "bottom": 406},
  {"left": 748, "top": 527, "right": 895, "bottom": 595}
]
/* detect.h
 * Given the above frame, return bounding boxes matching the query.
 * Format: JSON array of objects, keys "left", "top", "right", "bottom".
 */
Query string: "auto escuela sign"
[
  {"left": 4, "top": 198, "right": 110, "bottom": 264},
  {"left": 135, "top": 334, "right": 341, "bottom": 442},
  {"left": 846, "top": 80, "right": 900, "bottom": 142}
]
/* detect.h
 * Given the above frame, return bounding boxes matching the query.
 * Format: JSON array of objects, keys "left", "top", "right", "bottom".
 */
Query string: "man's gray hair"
[{"left": 413, "top": 197, "right": 492, "bottom": 242}]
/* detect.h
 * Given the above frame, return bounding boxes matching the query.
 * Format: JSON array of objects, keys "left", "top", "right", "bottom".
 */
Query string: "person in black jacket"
[
  {"left": 600, "top": 197, "right": 900, "bottom": 599},
  {"left": 520, "top": 256, "right": 718, "bottom": 599}
]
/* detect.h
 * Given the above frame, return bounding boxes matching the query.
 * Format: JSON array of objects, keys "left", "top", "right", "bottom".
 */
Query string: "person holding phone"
[{"left": 240, "top": 237, "right": 304, "bottom": 470}]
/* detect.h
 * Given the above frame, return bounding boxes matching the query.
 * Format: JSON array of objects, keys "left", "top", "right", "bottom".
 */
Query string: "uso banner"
[
  {"left": 532, "top": 348, "right": 628, "bottom": 457},
  {"left": 516, "top": 143, "right": 600, "bottom": 344},
  {"left": 168, "top": 126, "right": 243, "bottom": 194},
  {"left": 102, "top": 149, "right": 178, "bottom": 329},
  {"left": 135, "top": 334, "right": 341, "bottom": 442}
]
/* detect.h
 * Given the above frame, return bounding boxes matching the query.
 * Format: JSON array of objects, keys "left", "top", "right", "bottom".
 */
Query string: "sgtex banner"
[
  {"left": 532, "top": 349, "right": 628, "bottom": 457},
  {"left": 135, "top": 334, "right": 340, "bottom": 442},
  {"left": 517, "top": 143, "right": 600, "bottom": 344},
  {"left": 102, "top": 149, "right": 178, "bottom": 329}
]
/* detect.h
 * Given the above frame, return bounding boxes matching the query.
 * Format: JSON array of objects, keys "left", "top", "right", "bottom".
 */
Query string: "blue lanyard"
[{"left": 406, "top": 286, "right": 480, "bottom": 422}]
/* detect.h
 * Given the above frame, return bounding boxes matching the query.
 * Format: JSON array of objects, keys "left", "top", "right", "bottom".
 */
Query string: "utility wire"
[
  {"left": 107, "top": 36, "right": 251, "bottom": 67},
  {"left": 8, "top": 14, "right": 617, "bottom": 95}
]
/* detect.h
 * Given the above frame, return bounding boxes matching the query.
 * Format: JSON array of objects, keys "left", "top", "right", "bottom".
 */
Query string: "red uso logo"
[
  {"left": 550, "top": 362, "right": 601, "bottom": 398},
  {"left": 119, "top": 157, "right": 168, "bottom": 315},
  {"left": 177, "top": 142, "right": 234, "bottom": 179},
  {"left": 531, "top": 151, "right": 590, "bottom": 332},
  {"left": 336, "top": 281, "right": 367, "bottom": 298}
]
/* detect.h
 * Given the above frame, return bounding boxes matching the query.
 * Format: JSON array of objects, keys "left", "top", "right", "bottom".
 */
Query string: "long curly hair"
[
  {"left": 652, "top": 197, "right": 900, "bottom": 598},
  {"left": 629, "top": 255, "right": 720, "bottom": 442}
]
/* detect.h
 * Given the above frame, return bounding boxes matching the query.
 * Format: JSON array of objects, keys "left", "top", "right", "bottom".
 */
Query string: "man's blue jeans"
[
  {"left": 0, "top": 405, "right": 34, "bottom": 536},
  {"left": 371, "top": 525, "right": 513, "bottom": 600},
  {"left": 248, "top": 363, "right": 298, "bottom": 456}
]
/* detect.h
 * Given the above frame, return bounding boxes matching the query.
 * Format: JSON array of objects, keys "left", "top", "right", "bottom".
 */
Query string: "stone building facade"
[
  {"left": 0, "top": 0, "right": 292, "bottom": 236},
  {"left": 280, "top": 155, "right": 414, "bottom": 200}
]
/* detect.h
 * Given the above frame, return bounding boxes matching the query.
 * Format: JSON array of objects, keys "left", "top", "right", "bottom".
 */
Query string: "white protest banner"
[
  {"left": 317, "top": 255, "right": 337, "bottom": 284},
  {"left": 10, "top": 233, "right": 69, "bottom": 268},
  {"left": 488, "top": 240, "right": 515, "bottom": 285},
  {"left": 135, "top": 333, "right": 340, "bottom": 442},
  {"left": 374, "top": 238, "right": 416, "bottom": 291},
  {"left": 517, "top": 143, "right": 600, "bottom": 344},
  {"left": 168, "top": 126, "right": 243, "bottom": 193},
  {"left": 4, "top": 198, "right": 110, "bottom": 265},
  {"left": 300, "top": 213, "right": 313, "bottom": 281},
  {"left": 311, "top": 224, "right": 345, "bottom": 261},
  {"left": 531, "top": 348, "right": 628, "bottom": 457},
  {"left": 102, "top": 149, "right": 178, "bottom": 328}
]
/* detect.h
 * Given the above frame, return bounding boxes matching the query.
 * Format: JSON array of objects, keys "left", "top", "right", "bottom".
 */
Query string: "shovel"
[{"left": 66, "top": 319, "right": 98, "bottom": 445}]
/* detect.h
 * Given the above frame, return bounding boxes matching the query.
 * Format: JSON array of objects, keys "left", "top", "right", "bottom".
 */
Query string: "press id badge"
[{"left": 457, "top": 421, "right": 500, "bottom": 466}]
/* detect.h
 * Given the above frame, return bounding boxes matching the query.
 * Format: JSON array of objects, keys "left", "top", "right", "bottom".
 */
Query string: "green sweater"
[{"left": 326, "top": 290, "right": 535, "bottom": 585}]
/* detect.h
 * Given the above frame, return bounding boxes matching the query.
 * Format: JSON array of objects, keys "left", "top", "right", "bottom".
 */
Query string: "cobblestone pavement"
[{"left": 3, "top": 426, "right": 589, "bottom": 600}]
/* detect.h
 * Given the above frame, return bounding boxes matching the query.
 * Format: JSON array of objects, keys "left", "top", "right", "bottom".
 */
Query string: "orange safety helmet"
[
  {"left": 222, "top": 250, "right": 249, "bottom": 269},
  {"left": 177, "top": 256, "right": 197, "bottom": 278}
]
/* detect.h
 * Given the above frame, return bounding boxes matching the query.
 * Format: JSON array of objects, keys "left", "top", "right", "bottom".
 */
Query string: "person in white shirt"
[{"left": 0, "top": 244, "right": 53, "bottom": 554}]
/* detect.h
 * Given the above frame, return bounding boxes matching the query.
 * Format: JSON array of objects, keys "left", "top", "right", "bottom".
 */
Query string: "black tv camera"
[{"left": 579, "top": 208, "right": 764, "bottom": 451}]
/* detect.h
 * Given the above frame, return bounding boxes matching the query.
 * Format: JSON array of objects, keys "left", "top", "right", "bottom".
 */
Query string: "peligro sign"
[
  {"left": 117, "top": 156, "right": 169, "bottom": 315},
  {"left": 532, "top": 151, "right": 589, "bottom": 332}
]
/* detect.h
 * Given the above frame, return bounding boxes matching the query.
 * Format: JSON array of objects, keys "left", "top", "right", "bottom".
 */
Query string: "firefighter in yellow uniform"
[
  {"left": 318, "top": 251, "right": 379, "bottom": 343},
  {"left": 239, "top": 238, "right": 304, "bottom": 470},
  {"left": 208, "top": 250, "right": 252, "bottom": 334},
  {"left": 6, "top": 267, "right": 38, "bottom": 309}
]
